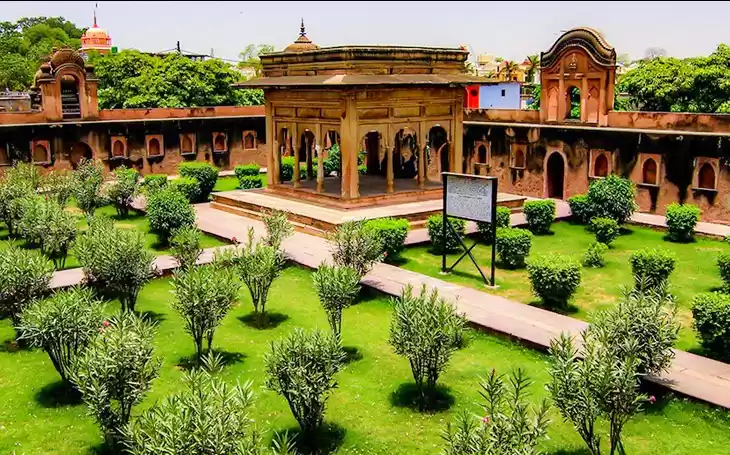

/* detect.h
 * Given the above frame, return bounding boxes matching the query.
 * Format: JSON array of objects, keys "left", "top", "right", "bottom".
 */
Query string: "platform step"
[{"left": 210, "top": 201, "right": 328, "bottom": 237}]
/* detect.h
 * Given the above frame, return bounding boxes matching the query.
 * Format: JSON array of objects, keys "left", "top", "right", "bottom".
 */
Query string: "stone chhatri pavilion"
[{"left": 236, "top": 21, "right": 485, "bottom": 207}]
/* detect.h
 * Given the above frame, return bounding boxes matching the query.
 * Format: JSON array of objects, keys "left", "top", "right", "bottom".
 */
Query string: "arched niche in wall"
[
  {"left": 642, "top": 158, "right": 658, "bottom": 185},
  {"left": 694, "top": 158, "right": 719, "bottom": 191},
  {"left": 31, "top": 140, "right": 51, "bottom": 164},
  {"left": 180, "top": 133, "right": 196, "bottom": 156},
  {"left": 511, "top": 144, "right": 526, "bottom": 169},
  {"left": 242, "top": 131, "right": 257, "bottom": 150},
  {"left": 212, "top": 132, "right": 228, "bottom": 153},
  {"left": 589, "top": 150, "right": 612, "bottom": 178},
  {"left": 146, "top": 135, "right": 164, "bottom": 158},
  {"left": 0, "top": 143, "right": 10, "bottom": 166},
  {"left": 110, "top": 136, "right": 128, "bottom": 159}
]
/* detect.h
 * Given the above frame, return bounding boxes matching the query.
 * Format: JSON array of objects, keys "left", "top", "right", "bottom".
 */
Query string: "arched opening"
[
  {"left": 60, "top": 74, "right": 81, "bottom": 120},
  {"left": 513, "top": 148, "right": 526, "bottom": 168},
  {"left": 478, "top": 145, "right": 487, "bottom": 163},
  {"left": 698, "top": 163, "right": 716, "bottom": 189},
  {"left": 546, "top": 152, "right": 565, "bottom": 199},
  {"left": 33, "top": 144, "right": 49, "bottom": 163},
  {"left": 299, "top": 130, "right": 315, "bottom": 179},
  {"left": 395, "top": 129, "right": 418, "bottom": 179},
  {"left": 148, "top": 138, "right": 161, "bottom": 157},
  {"left": 0, "top": 144, "right": 9, "bottom": 165},
  {"left": 323, "top": 130, "right": 341, "bottom": 176},
  {"left": 365, "top": 131, "right": 381, "bottom": 176},
  {"left": 565, "top": 86, "right": 581, "bottom": 120},
  {"left": 180, "top": 136, "right": 192, "bottom": 155},
  {"left": 112, "top": 140, "right": 126, "bottom": 158},
  {"left": 70, "top": 142, "right": 92, "bottom": 168},
  {"left": 214, "top": 134, "right": 227, "bottom": 152},
  {"left": 278, "top": 128, "right": 290, "bottom": 156},
  {"left": 642, "top": 158, "right": 658, "bottom": 185},
  {"left": 594, "top": 153, "right": 608, "bottom": 177},
  {"left": 243, "top": 132, "right": 255, "bottom": 150},
  {"left": 428, "top": 126, "right": 448, "bottom": 176},
  {"left": 547, "top": 88, "right": 559, "bottom": 121}
]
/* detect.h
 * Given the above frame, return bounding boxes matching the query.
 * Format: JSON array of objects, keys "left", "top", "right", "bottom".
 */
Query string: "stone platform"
[{"left": 211, "top": 186, "right": 526, "bottom": 236}]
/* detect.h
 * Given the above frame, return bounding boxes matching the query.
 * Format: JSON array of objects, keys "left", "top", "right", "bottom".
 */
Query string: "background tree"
[
  {"left": 525, "top": 54, "right": 539, "bottom": 82},
  {"left": 237, "top": 43, "right": 275, "bottom": 79},
  {"left": 643, "top": 47, "right": 667, "bottom": 60}
]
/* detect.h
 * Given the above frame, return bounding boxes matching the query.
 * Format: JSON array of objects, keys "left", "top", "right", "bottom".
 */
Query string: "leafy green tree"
[
  {"left": 237, "top": 43, "right": 275, "bottom": 78},
  {"left": 73, "top": 159, "right": 107, "bottom": 218},
  {"left": 105, "top": 165, "right": 140, "bottom": 217}
]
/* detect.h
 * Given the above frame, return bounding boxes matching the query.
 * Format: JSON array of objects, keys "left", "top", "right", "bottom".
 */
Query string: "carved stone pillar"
[
  {"left": 417, "top": 144, "right": 425, "bottom": 190},
  {"left": 386, "top": 138, "right": 394, "bottom": 193},
  {"left": 316, "top": 145, "right": 324, "bottom": 193}
]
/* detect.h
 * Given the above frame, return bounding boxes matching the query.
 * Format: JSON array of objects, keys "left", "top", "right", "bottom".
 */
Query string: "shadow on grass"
[
  {"left": 389, "top": 382, "right": 455, "bottom": 413},
  {"left": 35, "top": 380, "right": 83, "bottom": 408},
  {"left": 528, "top": 299, "right": 579, "bottom": 315},
  {"left": 342, "top": 346, "right": 363, "bottom": 364},
  {"left": 354, "top": 287, "right": 383, "bottom": 305},
  {"left": 282, "top": 422, "right": 347, "bottom": 455},
  {"left": 547, "top": 448, "right": 591, "bottom": 455},
  {"left": 87, "top": 443, "right": 113, "bottom": 455},
  {"left": 0, "top": 338, "right": 27, "bottom": 353},
  {"left": 384, "top": 256, "right": 408, "bottom": 267},
  {"left": 239, "top": 311, "right": 290, "bottom": 330},
  {"left": 138, "top": 310, "right": 167, "bottom": 324},
  {"left": 662, "top": 234, "right": 696, "bottom": 244},
  {"left": 619, "top": 226, "right": 634, "bottom": 236},
  {"left": 177, "top": 349, "right": 247, "bottom": 371}
]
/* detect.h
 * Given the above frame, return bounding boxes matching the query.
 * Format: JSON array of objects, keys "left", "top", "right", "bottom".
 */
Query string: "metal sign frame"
[{"left": 441, "top": 172, "right": 498, "bottom": 286}]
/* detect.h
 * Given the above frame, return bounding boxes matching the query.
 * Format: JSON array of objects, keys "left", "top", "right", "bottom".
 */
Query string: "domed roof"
[
  {"left": 284, "top": 19, "right": 319, "bottom": 53},
  {"left": 541, "top": 27, "right": 616, "bottom": 69},
  {"left": 50, "top": 48, "right": 86, "bottom": 70},
  {"left": 83, "top": 26, "right": 110, "bottom": 39}
]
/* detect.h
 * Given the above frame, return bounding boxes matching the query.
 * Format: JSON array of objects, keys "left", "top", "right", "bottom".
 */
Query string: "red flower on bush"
[
  {"left": 481, "top": 415, "right": 490, "bottom": 424},
  {"left": 102, "top": 320, "right": 110, "bottom": 327},
  {"left": 231, "top": 236, "right": 238, "bottom": 244},
  {"left": 649, "top": 395, "right": 656, "bottom": 404}
]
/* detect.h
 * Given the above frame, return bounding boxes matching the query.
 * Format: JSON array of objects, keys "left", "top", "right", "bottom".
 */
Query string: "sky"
[{"left": 2, "top": 1, "right": 729, "bottom": 62}]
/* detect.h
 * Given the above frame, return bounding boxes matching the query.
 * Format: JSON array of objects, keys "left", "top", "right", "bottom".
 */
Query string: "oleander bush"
[
  {"left": 582, "top": 241, "right": 608, "bottom": 268},
  {"left": 328, "top": 220, "right": 383, "bottom": 277},
  {"left": 591, "top": 216, "right": 620, "bottom": 246},
  {"left": 73, "top": 158, "right": 107, "bottom": 217},
  {"left": 495, "top": 227, "right": 532, "bottom": 269},
  {"left": 476, "top": 206, "right": 511, "bottom": 245},
  {"left": 523, "top": 200, "right": 556, "bottom": 235},
  {"left": 586, "top": 174, "right": 637, "bottom": 224},
  {"left": 692, "top": 292, "right": 730, "bottom": 362},
  {"left": 44, "top": 170, "right": 74, "bottom": 208},
  {"left": 170, "top": 225, "right": 203, "bottom": 270},
  {"left": 665, "top": 203, "right": 701, "bottom": 243},
  {"left": 426, "top": 214, "right": 467, "bottom": 254},
  {"left": 106, "top": 165, "right": 140, "bottom": 217},
  {"left": 178, "top": 162, "right": 219, "bottom": 202},
  {"left": 147, "top": 186, "right": 197, "bottom": 243},
  {"left": 364, "top": 217, "right": 410, "bottom": 261},
  {"left": 629, "top": 248, "right": 676, "bottom": 291},
  {"left": 312, "top": 263, "right": 361, "bottom": 340},
  {"left": 527, "top": 254, "right": 582, "bottom": 309}
]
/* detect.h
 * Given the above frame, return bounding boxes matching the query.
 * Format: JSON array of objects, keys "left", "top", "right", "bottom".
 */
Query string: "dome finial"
[
  {"left": 93, "top": 2, "right": 98, "bottom": 27},
  {"left": 300, "top": 18, "right": 306, "bottom": 37}
]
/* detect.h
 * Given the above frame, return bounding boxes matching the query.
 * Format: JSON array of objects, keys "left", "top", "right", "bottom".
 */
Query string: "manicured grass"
[
  {"left": 1, "top": 265, "right": 729, "bottom": 454},
  {"left": 0, "top": 203, "right": 227, "bottom": 270},
  {"left": 212, "top": 174, "right": 267, "bottom": 193},
  {"left": 399, "top": 221, "right": 730, "bottom": 352}
]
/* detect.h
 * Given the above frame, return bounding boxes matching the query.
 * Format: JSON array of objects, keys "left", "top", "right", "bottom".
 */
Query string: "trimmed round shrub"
[
  {"left": 178, "top": 162, "right": 219, "bottom": 202},
  {"left": 364, "top": 217, "right": 410, "bottom": 261},
  {"left": 147, "top": 187, "right": 196, "bottom": 243},
  {"left": 587, "top": 174, "right": 636, "bottom": 224},
  {"left": 234, "top": 164, "right": 260, "bottom": 178},
  {"left": 170, "top": 177, "right": 201, "bottom": 202},
  {"left": 567, "top": 193, "right": 592, "bottom": 224},
  {"left": 527, "top": 254, "right": 582, "bottom": 309},
  {"left": 495, "top": 227, "right": 532, "bottom": 269},
  {"left": 629, "top": 248, "right": 676, "bottom": 290},
  {"left": 717, "top": 252, "right": 730, "bottom": 290},
  {"left": 238, "top": 175, "right": 263, "bottom": 189},
  {"left": 665, "top": 203, "right": 701, "bottom": 243},
  {"left": 476, "top": 206, "right": 511, "bottom": 244},
  {"left": 582, "top": 241, "right": 608, "bottom": 268},
  {"left": 591, "top": 216, "right": 619, "bottom": 245},
  {"left": 280, "top": 157, "right": 306, "bottom": 182},
  {"left": 142, "top": 174, "right": 167, "bottom": 194},
  {"left": 692, "top": 292, "right": 730, "bottom": 361},
  {"left": 523, "top": 200, "right": 555, "bottom": 235},
  {"left": 426, "top": 214, "right": 466, "bottom": 254}
]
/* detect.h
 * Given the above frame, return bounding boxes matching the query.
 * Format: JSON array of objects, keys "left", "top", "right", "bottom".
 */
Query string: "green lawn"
[
  {"left": 0, "top": 203, "right": 227, "bottom": 270},
  {"left": 1, "top": 266, "right": 729, "bottom": 454},
  {"left": 399, "top": 222, "right": 730, "bottom": 353},
  {"left": 212, "top": 174, "right": 267, "bottom": 193}
]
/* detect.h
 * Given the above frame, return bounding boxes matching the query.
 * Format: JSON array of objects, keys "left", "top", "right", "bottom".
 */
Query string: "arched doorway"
[
  {"left": 365, "top": 131, "right": 381, "bottom": 175},
  {"left": 60, "top": 75, "right": 81, "bottom": 120},
  {"left": 565, "top": 86, "right": 581, "bottom": 120},
  {"left": 428, "top": 126, "right": 448, "bottom": 177},
  {"left": 478, "top": 145, "right": 487, "bottom": 163},
  {"left": 70, "top": 142, "right": 93, "bottom": 169},
  {"left": 546, "top": 152, "right": 565, "bottom": 199},
  {"left": 394, "top": 129, "right": 418, "bottom": 179}
]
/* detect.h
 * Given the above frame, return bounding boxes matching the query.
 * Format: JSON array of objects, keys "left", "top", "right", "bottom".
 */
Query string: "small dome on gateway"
[{"left": 284, "top": 19, "right": 320, "bottom": 53}]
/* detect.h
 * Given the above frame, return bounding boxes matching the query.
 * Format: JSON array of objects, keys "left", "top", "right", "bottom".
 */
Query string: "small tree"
[
  {"left": 265, "top": 328, "right": 345, "bottom": 436},
  {"left": 389, "top": 285, "right": 465, "bottom": 410},
  {"left": 262, "top": 208, "right": 294, "bottom": 252},
  {"left": 629, "top": 248, "right": 676, "bottom": 291},
  {"left": 591, "top": 284, "right": 678, "bottom": 376},
  {"left": 122, "top": 362, "right": 288, "bottom": 455},
  {"left": 41, "top": 202, "right": 78, "bottom": 269},
  {"left": 147, "top": 186, "right": 197, "bottom": 244},
  {"left": 178, "top": 162, "right": 219, "bottom": 202},
  {"left": 16, "top": 195, "right": 48, "bottom": 246},
  {"left": 441, "top": 369, "right": 550, "bottom": 455},
  {"left": 71, "top": 311, "right": 161, "bottom": 447},
  {"left": 17, "top": 287, "right": 105, "bottom": 383},
  {"left": 171, "top": 265, "right": 240, "bottom": 361},
  {"left": 591, "top": 217, "right": 619, "bottom": 246},
  {"left": 105, "top": 165, "right": 140, "bottom": 217},
  {"left": 312, "top": 263, "right": 361, "bottom": 340},
  {"left": 548, "top": 330, "right": 646, "bottom": 455},
  {"left": 236, "top": 228, "right": 283, "bottom": 326},
  {"left": 327, "top": 220, "right": 383, "bottom": 277},
  {"left": 75, "top": 217, "right": 156, "bottom": 312},
  {"left": 0, "top": 162, "right": 42, "bottom": 236},
  {"left": 587, "top": 175, "right": 637, "bottom": 224},
  {"left": 44, "top": 170, "right": 74, "bottom": 207},
  {"left": 0, "top": 244, "right": 53, "bottom": 336},
  {"left": 73, "top": 158, "right": 107, "bottom": 218},
  {"left": 170, "top": 225, "right": 203, "bottom": 270}
]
